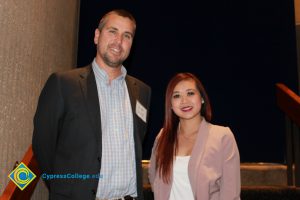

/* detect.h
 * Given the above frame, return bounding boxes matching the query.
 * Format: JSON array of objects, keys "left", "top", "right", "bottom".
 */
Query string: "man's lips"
[{"left": 110, "top": 47, "right": 121, "bottom": 55}]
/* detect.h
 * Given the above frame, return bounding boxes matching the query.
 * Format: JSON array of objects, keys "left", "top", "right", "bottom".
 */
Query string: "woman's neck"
[{"left": 179, "top": 115, "right": 202, "bottom": 137}]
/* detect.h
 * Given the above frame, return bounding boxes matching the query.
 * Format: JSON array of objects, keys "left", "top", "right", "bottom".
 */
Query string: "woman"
[{"left": 148, "top": 73, "right": 240, "bottom": 200}]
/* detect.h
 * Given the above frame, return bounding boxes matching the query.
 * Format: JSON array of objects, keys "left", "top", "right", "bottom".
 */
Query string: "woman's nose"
[{"left": 180, "top": 96, "right": 187, "bottom": 103}]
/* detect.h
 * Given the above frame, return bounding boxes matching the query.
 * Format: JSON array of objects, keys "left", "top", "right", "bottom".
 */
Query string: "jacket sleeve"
[
  {"left": 220, "top": 128, "right": 241, "bottom": 200},
  {"left": 148, "top": 129, "right": 162, "bottom": 191},
  {"left": 148, "top": 139, "right": 157, "bottom": 191},
  {"left": 32, "top": 73, "right": 64, "bottom": 184}
]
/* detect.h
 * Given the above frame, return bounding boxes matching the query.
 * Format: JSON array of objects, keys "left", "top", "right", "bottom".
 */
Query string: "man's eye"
[
  {"left": 124, "top": 34, "right": 132, "bottom": 40},
  {"left": 109, "top": 30, "right": 116, "bottom": 34}
]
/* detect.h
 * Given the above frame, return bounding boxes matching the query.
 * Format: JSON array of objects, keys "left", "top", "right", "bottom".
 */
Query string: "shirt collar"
[{"left": 92, "top": 58, "right": 127, "bottom": 85}]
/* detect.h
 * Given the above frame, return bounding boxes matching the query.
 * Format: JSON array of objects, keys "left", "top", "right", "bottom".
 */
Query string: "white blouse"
[{"left": 169, "top": 156, "right": 194, "bottom": 200}]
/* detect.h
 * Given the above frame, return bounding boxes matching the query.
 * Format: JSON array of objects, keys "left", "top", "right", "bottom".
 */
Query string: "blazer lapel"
[
  {"left": 188, "top": 119, "right": 211, "bottom": 194},
  {"left": 79, "top": 66, "right": 102, "bottom": 154}
]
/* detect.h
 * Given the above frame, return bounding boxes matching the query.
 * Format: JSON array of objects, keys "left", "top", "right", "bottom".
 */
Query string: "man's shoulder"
[
  {"left": 55, "top": 65, "right": 92, "bottom": 78},
  {"left": 126, "top": 75, "right": 150, "bottom": 91},
  {"left": 43, "top": 65, "right": 92, "bottom": 88}
]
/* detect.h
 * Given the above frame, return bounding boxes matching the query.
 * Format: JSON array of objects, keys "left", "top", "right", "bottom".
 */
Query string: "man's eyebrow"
[
  {"left": 106, "top": 26, "right": 118, "bottom": 30},
  {"left": 106, "top": 27, "right": 134, "bottom": 37},
  {"left": 123, "top": 30, "right": 134, "bottom": 38}
]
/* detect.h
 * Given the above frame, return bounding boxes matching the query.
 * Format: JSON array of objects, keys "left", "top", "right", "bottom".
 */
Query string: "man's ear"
[{"left": 94, "top": 29, "right": 100, "bottom": 45}]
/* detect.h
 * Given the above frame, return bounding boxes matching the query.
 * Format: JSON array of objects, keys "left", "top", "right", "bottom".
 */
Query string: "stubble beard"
[{"left": 103, "top": 52, "right": 125, "bottom": 68}]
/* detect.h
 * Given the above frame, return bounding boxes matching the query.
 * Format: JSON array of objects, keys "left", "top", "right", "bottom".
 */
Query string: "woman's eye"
[
  {"left": 187, "top": 91, "right": 195, "bottom": 96},
  {"left": 173, "top": 94, "right": 180, "bottom": 99}
]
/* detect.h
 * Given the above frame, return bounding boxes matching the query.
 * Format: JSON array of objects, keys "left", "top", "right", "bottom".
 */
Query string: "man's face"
[{"left": 94, "top": 13, "right": 135, "bottom": 68}]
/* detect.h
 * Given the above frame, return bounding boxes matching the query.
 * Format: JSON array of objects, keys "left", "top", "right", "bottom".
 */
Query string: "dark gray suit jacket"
[{"left": 32, "top": 65, "right": 151, "bottom": 200}]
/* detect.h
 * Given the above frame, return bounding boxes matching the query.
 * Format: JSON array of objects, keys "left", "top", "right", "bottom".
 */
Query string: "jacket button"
[
  {"left": 92, "top": 189, "right": 96, "bottom": 195},
  {"left": 97, "top": 157, "right": 101, "bottom": 162}
]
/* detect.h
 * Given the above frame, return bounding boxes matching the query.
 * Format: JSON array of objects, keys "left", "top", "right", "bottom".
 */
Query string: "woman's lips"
[{"left": 181, "top": 106, "right": 193, "bottom": 112}]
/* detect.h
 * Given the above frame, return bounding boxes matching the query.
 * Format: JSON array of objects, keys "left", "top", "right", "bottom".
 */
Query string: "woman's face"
[{"left": 171, "top": 79, "right": 203, "bottom": 121}]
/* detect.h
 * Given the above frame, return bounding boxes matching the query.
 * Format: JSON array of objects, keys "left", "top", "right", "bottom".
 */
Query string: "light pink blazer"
[{"left": 148, "top": 119, "right": 241, "bottom": 200}]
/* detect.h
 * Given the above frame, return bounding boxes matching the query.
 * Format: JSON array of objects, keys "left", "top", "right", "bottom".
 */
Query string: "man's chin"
[
  {"left": 103, "top": 53, "right": 127, "bottom": 68},
  {"left": 105, "top": 60, "right": 124, "bottom": 68}
]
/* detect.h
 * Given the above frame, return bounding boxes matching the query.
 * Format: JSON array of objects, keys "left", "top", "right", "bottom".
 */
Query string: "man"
[{"left": 32, "top": 9, "right": 151, "bottom": 200}]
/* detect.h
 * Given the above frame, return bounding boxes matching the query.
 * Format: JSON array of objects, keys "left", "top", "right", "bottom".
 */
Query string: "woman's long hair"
[{"left": 155, "top": 72, "right": 212, "bottom": 183}]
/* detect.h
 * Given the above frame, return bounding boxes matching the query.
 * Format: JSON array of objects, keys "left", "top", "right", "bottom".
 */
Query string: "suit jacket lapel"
[
  {"left": 79, "top": 66, "right": 102, "bottom": 154},
  {"left": 126, "top": 76, "right": 143, "bottom": 146},
  {"left": 125, "top": 75, "right": 144, "bottom": 199},
  {"left": 126, "top": 76, "right": 138, "bottom": 115},
  {"left": 125, "top": 75, "right": 141, "bottom": 150}
]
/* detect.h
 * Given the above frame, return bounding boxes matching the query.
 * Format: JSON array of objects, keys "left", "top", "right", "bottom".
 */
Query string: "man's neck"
[{"left": 95, "top": 58, "right": 122, "bottom": 82}]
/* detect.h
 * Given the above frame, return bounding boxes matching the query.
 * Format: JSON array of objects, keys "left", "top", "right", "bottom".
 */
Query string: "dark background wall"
[{"left": 77, "top": 0, "right": 298, "bottom": 163}]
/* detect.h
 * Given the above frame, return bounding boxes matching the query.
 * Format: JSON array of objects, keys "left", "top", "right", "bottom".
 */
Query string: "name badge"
[{"left": 136, "top": 100, "right": 147, "bottom": 123}]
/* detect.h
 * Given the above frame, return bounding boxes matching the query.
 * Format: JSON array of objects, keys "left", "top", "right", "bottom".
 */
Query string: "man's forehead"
[{"left": 103, "top": 15, "right": 136, "bottom": 32}]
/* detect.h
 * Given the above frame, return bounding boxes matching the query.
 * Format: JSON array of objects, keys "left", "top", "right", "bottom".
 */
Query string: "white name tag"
[{"left": 136, "top": 100, "right": 147, "bottom": 123}]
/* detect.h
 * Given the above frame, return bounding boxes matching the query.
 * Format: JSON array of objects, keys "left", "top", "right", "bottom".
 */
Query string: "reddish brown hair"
[{"left": 155, "top": 72, "right": 212, "bottom": 183}]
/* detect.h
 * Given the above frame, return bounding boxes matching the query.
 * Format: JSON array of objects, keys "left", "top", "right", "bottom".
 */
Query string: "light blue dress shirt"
[{"left": 92, "top": 60, "right": 137, "bottom": 199}]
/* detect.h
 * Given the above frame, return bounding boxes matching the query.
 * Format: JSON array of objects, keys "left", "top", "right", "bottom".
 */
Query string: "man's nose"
[{"left": 114, "top": 34, "right": 123, "bottom": 44}]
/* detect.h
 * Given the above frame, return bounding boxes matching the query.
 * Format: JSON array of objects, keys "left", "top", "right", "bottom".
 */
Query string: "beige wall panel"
[
  {"left": 295, "top": 0, "right": 300, "bottom": 25},
  {"left": 0, "top": 0, "right": 80, "bottom": 199}
]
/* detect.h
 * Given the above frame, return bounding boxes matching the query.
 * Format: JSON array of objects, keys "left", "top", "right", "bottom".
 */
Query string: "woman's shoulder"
[
  {"left": 207, "top": 122, "right": 235, "bottom": 140},
  {"left": 152, "top": 128, "right": 164, "bottom": 149}
]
